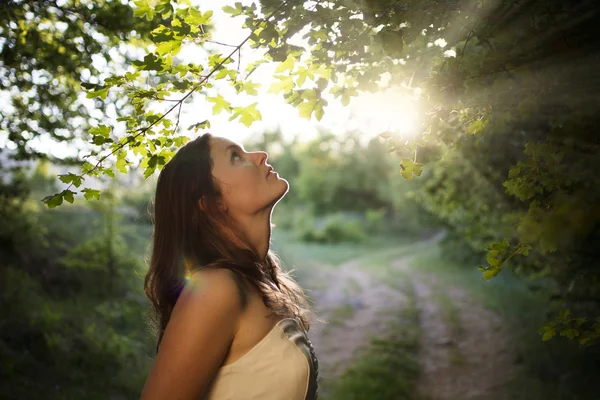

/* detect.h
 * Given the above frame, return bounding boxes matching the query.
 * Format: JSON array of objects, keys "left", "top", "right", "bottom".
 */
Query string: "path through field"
[{"left": 304, "top": 234, "right": 517, "bottom": 399}]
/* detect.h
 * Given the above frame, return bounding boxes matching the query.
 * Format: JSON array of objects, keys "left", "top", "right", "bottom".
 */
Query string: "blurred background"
[{"left": 2, "top": 126, "right": 600, "bottom": 399}]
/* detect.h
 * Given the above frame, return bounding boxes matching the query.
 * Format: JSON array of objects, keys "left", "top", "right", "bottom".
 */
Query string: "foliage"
[
  {"left": 0, "top": 193, "right": 155, "bottom": 398},
  {"left": 0, "top": 0, "right": 161, "bottom": 164},
  {"left": 295, "top": 213, "right": 367, "bottom": 244}
]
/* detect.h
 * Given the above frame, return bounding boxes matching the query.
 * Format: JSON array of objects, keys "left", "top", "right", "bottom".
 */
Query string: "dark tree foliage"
[{"left": 0, "top": 0, "right": 160, "bottom": 163}]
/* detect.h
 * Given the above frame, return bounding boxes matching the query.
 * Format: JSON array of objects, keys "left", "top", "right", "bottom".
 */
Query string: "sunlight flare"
[{"left": 348, "top": 87, "right": 421, "bottom": 140}]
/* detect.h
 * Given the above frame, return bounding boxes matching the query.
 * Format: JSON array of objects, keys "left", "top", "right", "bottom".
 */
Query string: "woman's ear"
[
  {"left": 198, "top": 196, "right": 228, "bottom": 213},
  {"left": 198, "top": 196, "right": 208, "bottom": 213}
]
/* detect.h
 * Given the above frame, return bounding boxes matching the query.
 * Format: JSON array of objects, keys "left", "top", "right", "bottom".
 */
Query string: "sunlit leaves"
[
  {"left": 540, "top": 312, "right": 600, "bottom": 346},
  {"left": 295, "top": 65, "right": 315, "bottom": 87},
  {"left": 268, "top": 75, "right": 295, "bottom": 95},
  {"left": 399, "top": 158, "right": 424, "bottom": 180},
  {"left": 116, "top": 152, "right": 132, "bottom": 174},
  {"left": 89, "top": 125, "right": 112, "bottom": 146},
  {"left": 222, "top": 2, "right": 244, "bottom": 17},
  {"left": 184, "top": 8, "right": 212, "bottom": 26},
  {"left": 85, "top": 86, "right": 109, "bottom": 100},
  {"left": 274, "top": 55, "right": 296, "bottom": 74},
  {"left": 132, "top": 53, "right": 168, "bottom": 72},
  {"left": 465, "top": 118, "right": 488, "bottom": 135},
  {"left": 207, "top": 95, "right": 232, "bottom": 115},
  {"left": 156, "top": 40, "right": 182, "bottom": 57},
  {"left": 133, "top": 0, "right": 156, "bottom": 21},
  {"left": 331, "top": 85, "right": 359, "bottom": 106},
  {"left": 234, "top": 80, "right": 260, "bottom": 95},
  {"left": 297, "top": 89, "right": 327, "bottom": 121},
  {"left": 228, "top": 102, "right": 262, "bottom": 127},
  {"left": 479, "top": 239, "right": 511, "bottom": 280}
]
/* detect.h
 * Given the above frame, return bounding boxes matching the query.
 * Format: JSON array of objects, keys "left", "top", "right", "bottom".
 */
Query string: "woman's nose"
[{"left": 253, "top": 151, "right": 268, "bottom": 165}]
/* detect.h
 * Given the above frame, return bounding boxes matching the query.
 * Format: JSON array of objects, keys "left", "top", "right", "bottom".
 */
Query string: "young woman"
[{"left": 140, "top": 133, "right": 319, "bottom": 400}]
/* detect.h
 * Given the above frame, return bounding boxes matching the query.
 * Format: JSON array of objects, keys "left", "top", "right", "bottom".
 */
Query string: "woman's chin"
[
  {"left": 276, "top": 178, "right": 290, "bottom": 197},
  {"left": 270, "top": 178, "right": 289, "bottom": 205}
]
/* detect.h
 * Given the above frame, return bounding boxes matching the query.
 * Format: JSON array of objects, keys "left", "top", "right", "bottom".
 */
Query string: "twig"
[
  {"left": 205, "top": 40, "right": 239, "bottom": 48},
  {"left": 457, "top": 30, "right": 473, "bottom": 69},
  {"left": 173, "top": 102, "right": 182, "bottom": 134}
]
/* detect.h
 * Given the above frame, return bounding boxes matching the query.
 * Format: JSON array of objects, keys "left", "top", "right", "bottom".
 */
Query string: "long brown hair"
[{"left": 144, "top": 133, "right": 311, "bottom": 351}]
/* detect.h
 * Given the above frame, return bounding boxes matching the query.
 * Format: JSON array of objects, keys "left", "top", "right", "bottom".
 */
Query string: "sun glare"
[{"left": 348, "top": 87, "right": 421, "bottom": 140}]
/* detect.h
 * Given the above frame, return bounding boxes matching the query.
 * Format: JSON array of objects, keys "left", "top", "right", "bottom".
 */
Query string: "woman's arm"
[{"left": 140, "top": 268, "right": 244, "bottom": 400}]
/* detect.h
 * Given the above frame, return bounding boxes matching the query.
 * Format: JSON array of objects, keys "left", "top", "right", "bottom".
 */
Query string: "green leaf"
[
  {"left": 298, "top": 99, "right": 317, "bottom": 120},
  {"left": 466, "top": 119, "right": 487, "bottom": 135},
  {"left": 144, "top": 166, "right": 157, "bottom": 179},
  {"left": 42, "top": 193, "right": 64, "bottom": 208},
  {"left": 132, "top": 53, "right": 166, "bottom": 72},
  {"left": 63, "top": 190, "right": 75, "bottom": 204},
  {"left": 116, "top": 157, "right": 130, "bottom": 174},
  {"left": 242, "top": 81, "right": 260, "bottom": 96},
  {"left": 542, "top": 329, "right": 556, "bottom": 341},
  {"left": 151, "top": 25, "right": 174, "bottom": 43},
  {"left": 268, "top": 75, "right": 294, "bottom": 94},
  {"left": 222, "top": 2, "right": 243, "bottom": 16},
  {"left": 185, "top": 7, "right": 212, "bottom": 26},
  {"left": 207, "top": 95, "right": 232, "bottom": 115},
  {"left": 295, "top": 66, "right": 313, "bottom": 87},
  {"left": 188, "top": 120, "right": 211, "bottom": 132},
  {"left": 400, "top": 158, "right": 424, "bottom": 180},
  {"left": 481, "top": 268, "right": 500, "bottom": 280},
  {"left": 341, "top": 88, "right": 358, "bottom": 106},
  {"left": 89, "top": 125, "right": 111, "bottom": 137},
  {"left": 58, "top": 173, "right": 83, "bottom": 188},
  {"left": 86, "top": 87, "right": 109, "bottom": 100},
  {"left": 229, "top": 102, "right": 262, "bottom": 127},
  {"left": 274, "top": 55, "right": 296, "bottom": 73},
  {"left": 133, "top": 0, "right": 155, "bottom": 20},
  {"left": 156, "top": 40, "right": 182, "bottom": 57},
  {"left": 560, "top": 328, "right": 579, "bottom": 339},
  {"left": 82, "top": 188, "right": 101, "bottom": 201}
]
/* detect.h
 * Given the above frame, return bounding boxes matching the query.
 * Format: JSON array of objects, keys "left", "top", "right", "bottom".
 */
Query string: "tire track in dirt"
[
  {"left": 393, "top": 258, "right": 516, "bottom": 400},
  {"left": 305, "top": 257, "right": 408, "bottom": 390}
]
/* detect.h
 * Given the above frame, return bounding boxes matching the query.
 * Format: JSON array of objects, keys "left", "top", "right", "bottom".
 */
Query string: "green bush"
[
  {"left": 295, "top": 213, "right": 367, "bottom": 244},
  {"left": 364, "top": 208, "right": 387, "bottom": 233}
]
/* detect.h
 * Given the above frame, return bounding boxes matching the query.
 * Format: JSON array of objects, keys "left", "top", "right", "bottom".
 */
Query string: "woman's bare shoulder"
[
  {"left": 180, "top": 267, "right": 246, "bottom": 312},
  {"left": 140, "top": 268, "right": 244, "bottom": 399}
]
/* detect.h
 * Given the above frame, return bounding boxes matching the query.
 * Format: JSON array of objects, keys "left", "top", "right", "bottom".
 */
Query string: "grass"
[
  {"left": 321, "top": 274, "right": 421, "bottom": 400},
  {"left": 409, "top": 246, "right": 600, "bottom": 400},
  {"left": 428, "top": 289, "right": 466, "bottom": 365},
  {"left": 321, "top": 304, "right": 357, "bottom": 335},
  {"left": 271, "top": 229, "right": 422, "bottom": 267}
]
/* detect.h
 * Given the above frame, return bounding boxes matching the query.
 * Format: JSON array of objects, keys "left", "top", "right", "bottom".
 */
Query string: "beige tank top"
[{"left": 201, "top": 318, "right": 318, "bottom": 400}]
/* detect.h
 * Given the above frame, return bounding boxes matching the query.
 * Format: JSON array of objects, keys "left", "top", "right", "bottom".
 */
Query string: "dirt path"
[
  {"left": 306, "top": 257, "right": 408, "bottom": 385},
  {"left": 392, "top": 258, "right": 516, "bottom": 400},
  {"left": 304, "top": 235, "right": 516, "bottom": 399}
]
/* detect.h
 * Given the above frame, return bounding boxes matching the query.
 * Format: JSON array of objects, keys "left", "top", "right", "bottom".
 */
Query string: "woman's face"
[{"left": 209, "top": 136, "right": 289, "bottom": 217}]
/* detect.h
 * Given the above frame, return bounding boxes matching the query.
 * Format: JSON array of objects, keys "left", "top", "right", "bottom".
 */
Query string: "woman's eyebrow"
[{"left": 225, "top": 144, "right": 244, "bottom": 153}]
